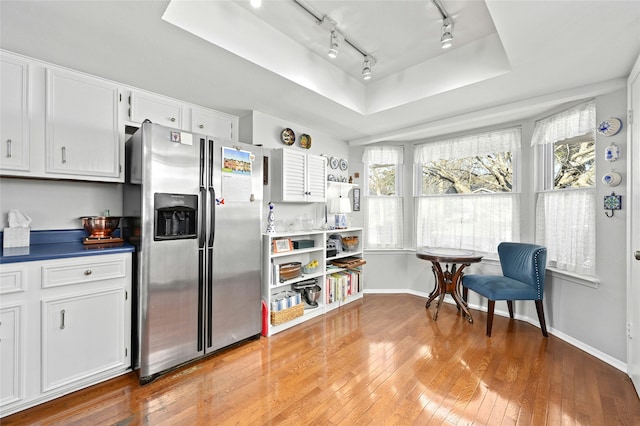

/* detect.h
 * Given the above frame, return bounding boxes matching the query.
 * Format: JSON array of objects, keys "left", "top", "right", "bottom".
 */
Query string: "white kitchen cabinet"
[
  {"left": 129, "top": 91, "right": 184, "bottom": 129},
  {"left": 191, "top": 107, "right": 237, "bottom": 141},
  {"left": 0, "top": 55, "right": 30, "bottom": 172},
  {"left": 0, "top": 253, "right": 131, "bottom": 418},
  {"left": 45, "top": 68, "right": 121, "bottom": 180},
  {"left": 261, "top": 228, "right": 364, "bottom": 336},
  {"left": 41, "top": 288, "right": 126, "bottom": 392},
  {"left": 0, "top": 264, "right": 28, "bottom": 409},
  {"left": 0, "top": 305, "right": 23, "bottom": 407},
  {"left": 271, "top": 148, "right": 327, "bottom": 203}
]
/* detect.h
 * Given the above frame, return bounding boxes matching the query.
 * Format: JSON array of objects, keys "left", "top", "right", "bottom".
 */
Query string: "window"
[
  {"left": 414, "top": 128, "right": 521, "bottom": 254},
  {"left": 362, "top": 146, "right": 403, "bottom": 249},
  {"left": 532, "top": 101, "right": 596, "bottom": 276}
]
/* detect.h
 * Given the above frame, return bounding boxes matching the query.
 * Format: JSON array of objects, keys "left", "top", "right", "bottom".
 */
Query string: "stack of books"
[{"left": 326, "top": 269, "right": 361, "bottom": 303}]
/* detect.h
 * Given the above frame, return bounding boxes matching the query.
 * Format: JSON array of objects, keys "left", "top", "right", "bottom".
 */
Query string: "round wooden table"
[{"left": 416, "top": 247, "right": 483, "bottom": 322}]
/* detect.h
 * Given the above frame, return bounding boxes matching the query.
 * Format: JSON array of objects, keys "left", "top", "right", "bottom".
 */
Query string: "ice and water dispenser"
[{"left": 154, "top": 193, "right": 198, "bottom": 240}]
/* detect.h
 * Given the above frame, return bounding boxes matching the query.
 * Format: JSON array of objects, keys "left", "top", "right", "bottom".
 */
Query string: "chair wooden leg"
[
  {"left": 507, "top": 300, "right": 514, "bottom": 318},
  {"left": 535, "top": 300, "right": 549, "bottom": 337},
  {"left": 486, "top": 300, "right": 495, "bottom": 337},
  {"left": 462, "top": 286, "right": 468, "bottom": 302}
]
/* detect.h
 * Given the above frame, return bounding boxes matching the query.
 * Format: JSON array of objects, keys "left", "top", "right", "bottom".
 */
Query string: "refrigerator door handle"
[
  {"left": 199, "top": 137, "right": 206, "bottom": 187},
  {"left": 199, "top": 188, "right": 206, "bottom": 248},
  {"left": 209, "top": 187, "right": 215, "bottom": 247},
  {"left": 197, "top": 250, "right": 204, "bottom": 351}
]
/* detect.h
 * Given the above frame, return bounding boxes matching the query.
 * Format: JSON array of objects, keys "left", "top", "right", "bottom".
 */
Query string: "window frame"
[
  {"left": 532, "top": 101, "right": 597, "bottom": 277},
  {"left": 362, "top": 146, "right": 405, "bottom": 250},
  {"left": 413, "top": 127, "right": 521, "bottom": 255}
]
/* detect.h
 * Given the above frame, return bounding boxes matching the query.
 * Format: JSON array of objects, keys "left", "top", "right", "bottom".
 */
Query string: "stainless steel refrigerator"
[{"left": 123, "top": 122, "right": 263, "bottom": 384}]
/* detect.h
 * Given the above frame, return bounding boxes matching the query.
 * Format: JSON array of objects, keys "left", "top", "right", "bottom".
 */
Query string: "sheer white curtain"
[
  {"left": 531, "top": 101, "right": 595, "bottom": 146},
  {"left": 533, "top": 101, "right": 596, "bottom": 276},
  {"left": 416, "top": 194, "right": 520, "bottom": 253},
  {"left": 362, "top": 146, "right": 404, "bottom": 249},
  {"left": 414, "top": 127, "right": 520, "bottom": 254},
  {"left": 362, "top": 146, "right": 404, "bottom": 165},
  {"left": 365, "top": 198, "right": 403, "bottom": 249},
  {"left": 415, "top": 127, "right": 520, "bottom": 163},
  {"left": 536, "top": 189, "right": 596, "bottom": 276}
]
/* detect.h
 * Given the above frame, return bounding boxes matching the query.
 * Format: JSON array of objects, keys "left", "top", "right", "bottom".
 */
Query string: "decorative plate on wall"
[
  {"left": 339, "top": 158, "right": 349, "bottom": 171},
  {"left": 329, "top": 156, "right": 339, "bottom": 169},
  {"left": 299, "top": 134, "right": 311, "bottom": 149},
  {"left": 280, "top": 128, "right": 295, "bottom": 145},
  {"left": 597, "top": 118, "right": 622, "bottom": 136}
]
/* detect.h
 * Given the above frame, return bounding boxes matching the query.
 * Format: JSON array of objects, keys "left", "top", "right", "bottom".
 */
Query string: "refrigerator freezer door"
[
  {"left": 138, "top": 123, "right": 203, "bottom": 381},
  {"left": 208, "top": 140, "right": 263, "bottom": 352}
]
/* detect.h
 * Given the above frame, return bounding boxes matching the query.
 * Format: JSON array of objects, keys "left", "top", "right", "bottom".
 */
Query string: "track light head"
[
  {"left": 328, "top": 30, "right": 339, "bottom": 59},
  {"left": 362, "top": 56, "right": 372, "bottom": 80},
  {"left": 441, "top": 17, "right": 453, "bottom": 49}
]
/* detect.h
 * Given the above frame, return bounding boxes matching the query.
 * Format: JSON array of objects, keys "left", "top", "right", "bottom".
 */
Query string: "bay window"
[
  {"left": 414, "top": 127, "right": 521, "bottom": 254},
  {"left": 362, "top": 146, "right": 404, "bottom": 249},
  {"left": 533, "top": 101, "right": 596, "bottom": 276}
]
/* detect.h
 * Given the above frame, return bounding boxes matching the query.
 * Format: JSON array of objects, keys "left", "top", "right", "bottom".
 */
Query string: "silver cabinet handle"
[
  {"left": 199, "top": 124, "right": 204, "bottom": 129},
  {"left": 60, "top": 310, "right": 66, "bottom": 329},
  {"left": 84, "top": 269, "right": 92, "bottom": 276},
  {"left": 635, "top": 251, "right": 640, "bottom": 261},
  {"left": 6, "top": 139, "right": 11, "bottom": 158},
  {"left": 170, "top": 117, "right": 176, "bottom": 122},
  {"left": 61, "top": 146, "right": 67, "bottom": 164}
]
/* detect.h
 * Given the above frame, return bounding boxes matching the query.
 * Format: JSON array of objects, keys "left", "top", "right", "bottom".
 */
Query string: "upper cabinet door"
[
  {"left": 129, "top": 92, "right": 183, "bottom": 129},
  {"left": 191, "top": 107, "right": 234, "bottom": 140},
  {"left": 305, "top": 154, "right": 327, "bottom": 202},
  {"left": 45, "top": 69, "right": 120, "bottom": 180},
  {"left": 0, "top": 56, "right": 30, "bottom": 172},
  {"left": 272, "top": 149, "right": 327, "bottom": 203},
  {"left": 280, "top": 149, "right": 307, "bottom": 202}
]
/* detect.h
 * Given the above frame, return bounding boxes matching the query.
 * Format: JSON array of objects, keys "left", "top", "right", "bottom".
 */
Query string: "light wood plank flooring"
[{"left": 4, "top": 294, "right": 640, "bottom": 425}]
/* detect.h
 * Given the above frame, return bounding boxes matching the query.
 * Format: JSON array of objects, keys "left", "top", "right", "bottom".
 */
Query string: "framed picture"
[
  {"left": 352, "top": 188, "right": 360, "bottom": 212},
  {"left": 273, "top": 238, "right": 293, "bottom": 253}
]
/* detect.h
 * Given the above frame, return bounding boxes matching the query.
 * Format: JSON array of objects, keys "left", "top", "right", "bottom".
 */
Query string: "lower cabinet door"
[
  {"left": 41, "top": 288, "right": 125, "bottom": 392},
  {"left": 0, "top": 305, "right": 23, "bottom": 406}
]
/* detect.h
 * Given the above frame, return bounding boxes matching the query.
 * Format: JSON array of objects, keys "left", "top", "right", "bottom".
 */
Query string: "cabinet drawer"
[
  {"left": 41, "top": 258, "right": 126, "bottom": 289},
  {"left": 1, "top": 265, "right": 27, "bottom": 294}
]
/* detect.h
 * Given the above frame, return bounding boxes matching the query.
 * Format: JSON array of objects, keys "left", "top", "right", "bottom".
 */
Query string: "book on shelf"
[{"left": 326, "top": 269, "right": 361, "bottom": 304}]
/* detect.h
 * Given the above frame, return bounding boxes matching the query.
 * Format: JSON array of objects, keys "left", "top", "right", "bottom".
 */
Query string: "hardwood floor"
[{"left": 4, "top": 294, "right": 640, "bottom": 425}]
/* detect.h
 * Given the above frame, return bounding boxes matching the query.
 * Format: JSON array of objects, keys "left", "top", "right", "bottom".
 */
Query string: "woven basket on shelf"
[{"left": 270, "top": 302, "right": 304, "bottom": 326}]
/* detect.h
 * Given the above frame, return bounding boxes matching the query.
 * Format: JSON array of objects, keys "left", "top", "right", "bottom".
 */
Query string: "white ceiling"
[{"left": 1, "top": 1, "right": 639, "bottom": 145}]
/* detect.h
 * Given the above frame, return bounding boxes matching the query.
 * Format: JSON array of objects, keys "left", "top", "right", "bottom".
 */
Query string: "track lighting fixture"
[
  {"left": 328, "top": 30, "right": 339, "bottom": 59},
  {"left": 441, "top": 18, "right": 453, "bottom": 49},
  {"left": 432, "top": 0, "right": 454, "bottom": 49},
  {"left": 362, "top": 56, "right": 372, "bottom": 80},
  {"left": 291, "top": 0, "right": 377, "bottom": 80}
]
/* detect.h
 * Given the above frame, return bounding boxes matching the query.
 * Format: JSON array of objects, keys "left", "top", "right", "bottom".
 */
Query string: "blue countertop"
[{"left": 0, "top": 229, "right": 135, "bottom": 264}]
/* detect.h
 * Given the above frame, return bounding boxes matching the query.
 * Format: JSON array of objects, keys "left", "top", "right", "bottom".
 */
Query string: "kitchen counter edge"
[{"left": 0, "top": 229, "right": 135, "bottom": 264}]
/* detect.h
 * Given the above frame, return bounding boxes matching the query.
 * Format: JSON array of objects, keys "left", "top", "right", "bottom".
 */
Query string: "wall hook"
[{"left": 603, "top": 192, "right": 622, "bottom": 218}]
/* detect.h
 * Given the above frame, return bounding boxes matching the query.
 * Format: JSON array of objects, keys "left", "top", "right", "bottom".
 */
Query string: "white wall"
[
  {"left": 0, "top": 178, "right": 122, "bottom": 230},
  {"left": 350, "top": 88, "right": 629, "bottom": 367}
]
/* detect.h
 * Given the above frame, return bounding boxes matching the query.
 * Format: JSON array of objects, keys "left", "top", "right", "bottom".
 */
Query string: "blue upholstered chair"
[{"left": 462, "top": 242, "right": 548, "bottom": 337}]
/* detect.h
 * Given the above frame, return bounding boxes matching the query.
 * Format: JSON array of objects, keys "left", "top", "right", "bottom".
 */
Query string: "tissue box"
[{"left": 3, "top": 227, "right": 30, "bottom": 248}]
